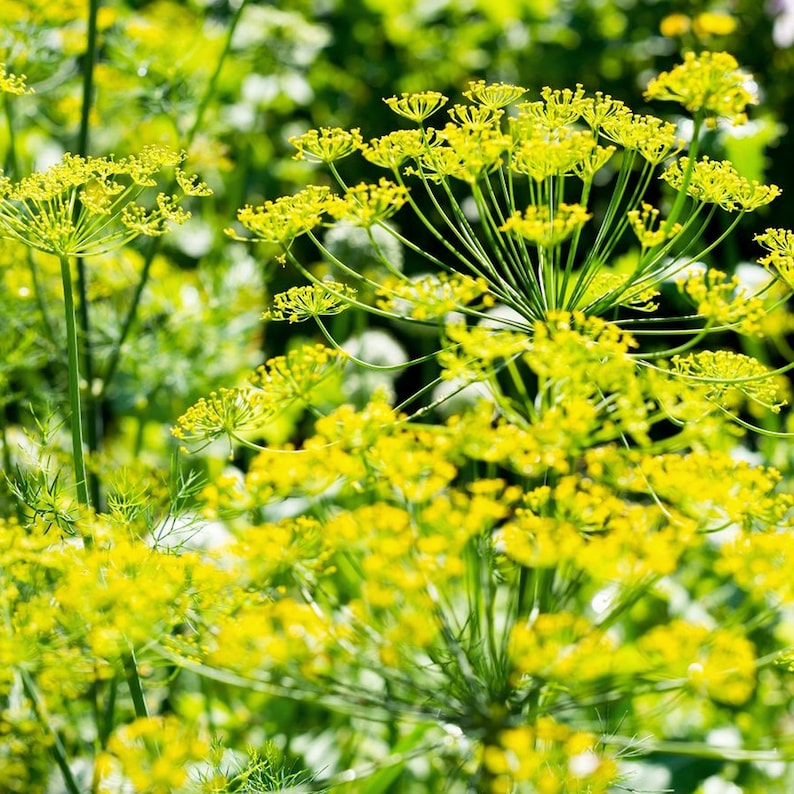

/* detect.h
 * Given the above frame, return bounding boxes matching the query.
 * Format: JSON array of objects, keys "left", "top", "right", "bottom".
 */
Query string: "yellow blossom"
[
  {"left": 693, "top": 12, "right": 738, "bottom": 36},
  {"left": 500, "top": 203, "right": 592, "bottom": 246},
  {"left": 289, "top": 126, "right": 363, "bottom": 162},
  {"left": 230, "top": 185, "right": 330, "bottom": 244},
  {"left": 0, "top": 63, "right": 32, "bottom": 95},
  {"left": 627, "top": 202, "right": 683, "bottom": 249},
  {"left": 264, "top": 281, "right": 357, "bottom": 323},
  {"left": 376, "top": 272, "right": 491, "bottom": 321},
  {"left": 326, "top": 178, "right": 409, "bottom": 227},
  {"left": 755, "top": 227, "right": 794, "bottom": 288},
  {"left": 671, "top": 350, "right": 786, "bottom": 413},
  {"left": 360, "top": 129, "right": 429, "bottom": 169},
  {"left": 677, "top": 267, "right": 767, "bottom": 334},
  {"left": 384, "top": 90, "right": 449, "bottom": 122},
  {"left": 0, "top": 147, "right": 206, "bottom": 257},
  {"left": 462, "top": 80, "right": 527, "bottom": 109},
  {"left": 645, "top": 50, "right": 757, "bottom": 125}
]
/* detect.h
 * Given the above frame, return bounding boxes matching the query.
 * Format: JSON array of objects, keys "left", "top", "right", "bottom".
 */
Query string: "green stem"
[
  {"left": 20, "top": 669, "right": 82, "bottom": 794},
  {"left": 3, "top": 93, "right": 19, "bottom": 175},
  {"left": 665, "top": 113, "right": 704, "bottom": 230},
  {"left": 123, "top": 648, "right": 149, "bottom": 718},
  {"left": 74, "top": 0, "right": 102, "bottom": 506},
  {"left": 185, "top": 0, "right": 249, "bottom": 146},
  {"left": 59, "top": 255, "right": 90, "bottom": 509}
]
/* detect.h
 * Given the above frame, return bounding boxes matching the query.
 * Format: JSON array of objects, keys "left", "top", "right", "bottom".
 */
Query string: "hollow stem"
[{"left": 59, "top": 254, "right": 90, "bottom": 509}]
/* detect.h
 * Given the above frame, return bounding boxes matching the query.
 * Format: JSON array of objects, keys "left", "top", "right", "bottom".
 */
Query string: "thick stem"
[{"left": 59, "top": 255, "right": 90, "bottom": 509}]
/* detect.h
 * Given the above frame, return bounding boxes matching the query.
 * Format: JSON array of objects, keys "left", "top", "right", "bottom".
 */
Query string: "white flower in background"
[
  {"left": 477, "top": 303, "right": 528, "bottom": 331},
  {"left": 734, "top": 261, "right": 773, "bottom": 291},
  {"left": 341, "top": 328, "right": 408, "bottom": 405},
  {"left": 431, "top": 377, "right": 494, "bottom": 418},
  {"left": 771, "top": 0, "right": 794, "bottom": 46}
]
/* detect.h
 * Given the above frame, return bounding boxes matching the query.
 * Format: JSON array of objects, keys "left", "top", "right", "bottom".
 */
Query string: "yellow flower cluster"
[
  {"left": 249, "top": 343, "right": 346, "bottom": 406},
  {"left": 230, "top": 185, "right": 330, "bottom": 244},
  {"left": 99, "top": 716, "right": 210, "bottom": 794},
  {"left": 173, "top": 345, "right": 346, "bottom": 452},
  {"left": 230, "top": 52, "right": 790, "bottom": 338},
  {"left": 264, "top": 281, "right": 357, "bottom": 323},
  {"left": 0, "top": 147, "right": 209, "bottom": 257},
  {"left": 360, "top": 128, "right": 429, "bottom": 168},
  {"left": 672, "top": 350, "right": 787, "bottom": 413},
  {"left": 482, "top": 717, "right": 617, "bottom": 794},
  {"left": 579, "top": 271, "right": 659, "bottom": 312},
  {"left": 462, "top": 79, "right": 527, "bottom": 109},
  {"left": 289, "top": 126, "right": 363, "bottom": 162},
  {"left": 326, "top": 178, "right": 409, "bottom": 226},
  {"left": 641, "top": 621, "right": 757, "bottom": 707},
  {"left": 644, "top": 50, "right": 757, "bottom": 125},
  {"left": 662, "top": 156, "right": 780, "bottom": 211},
  {"left": 438, "top": 321, "right": 530, "bottom": 384},
  {"left": 384, "top": 90, "right": 449, "bottom": 122},
  {"left": 627, "top": 202, "right": 682, "bottom": 249},
  {"left": 171, "top": 387, "right": 275, "bottom": 452},
  {"left": 717, "top": 530, "right": 794, "bottom": 604},
  {"left": 755, "top": 227, "right": 794, "bottom": 288},
  {"left": 500, "top": 203, "right": 592, "bottom": 247},
  {"left": 376, "top": 272, "right": 492, "bottom": 321},
  {"left": 677, "top": 267, "right": 767, "bottom": 334},
  {"left": 497, "top": 477, "right": 697, "bottom": 581},
  {"left": 0, "top": 62, "right": 31, "bottom": 95},
  {"left": 510, "top": 127, "right": 597, "bottom": 182}
]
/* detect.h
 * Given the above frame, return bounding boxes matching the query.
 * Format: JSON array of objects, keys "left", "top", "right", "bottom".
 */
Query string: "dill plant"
[
  {"left": 4, "top": 23, "right": 794, "bottom": 794},
  {"left": 169, "top": 52, "right": 794, "bottom": 792}
]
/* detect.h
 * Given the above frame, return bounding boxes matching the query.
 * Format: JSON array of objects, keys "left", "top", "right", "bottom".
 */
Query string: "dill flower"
[
  {"left": 500, "top": 203, "right": 592, "bottom": 246},
  {"left": 462, "top": 80, "right": 527, "bottom": 110},
  {"left": 172, "top": 388, "right": 275, "bottom": 452},
  {"left": 659, "top": 13, "right": 692, "bottom": 37},
  {"left": 325, "top": 178, "right": 409, "bottom": 227},
  {"left": 627, "top": 203, "right": 682, "bottom": 249},
  {"left": 289, "top": 126, "right": 363, "bottom": 163},
  {"left": 384, "top": 90, "right": 449, "bottom": 122},
  {"left": 599, "top": 112, "right": 683, "bottom": 164},
  {"left": 249, "top": 344, "right": 346, "bottom": 409},
  {"left": 671, "top": 350, "right": 786, "bottom": 413},
  {"left": 644, "top": 50, "right": 757, "bottom": 126},
  {"left": 446, "top": 103, "right": 504, "bottom": 130},
  {"left": 755, "top": 227, "right": 794, "bottom": 287},
  {"left": 693, "top": 12, "right": 738, "bottom": 36},
  {"left": 579, "top": 91, "right": 628, "bottom": 130},
  {"left": 517, "top": 85, "right": 588, "bottom": 128},
  {"left": 229, "top": 185, "right": 330, "bottom": 244},
  {"left": 510, "top": 128, "right": 596, "bottom": 181},
  {"left": 376, "top": 272, "right": 491, "bottom": 321},
  {"left": 101, "top": 716, "right": 211, "bottom": 794},
  {"left": 579, "top": 272, "right": 659, "bottom": 312},
  {"left": 264, "top": 281, "right": 357, "bottom": 323},
  {"left": 360, "top": 129, "right": 429, "bottom": 169},
  {"left": 0, "top": 147, "right": 207, "bottom": 257},
  {"left": 0, "top": 62, "right": 31, "bottom": 95},
  {"left": 432, "top": 126, "right": 511, "bottom": 183},
  {"left": 662, "top": 156, "right": 781, "bottom": 211},
  {"left": 677, "top": 267, "right": 766, "bottom": 335}
]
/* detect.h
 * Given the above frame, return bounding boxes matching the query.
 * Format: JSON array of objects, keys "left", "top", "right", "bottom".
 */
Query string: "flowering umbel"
[{"left": 0, "top": 146, "right": 211, "bottom": 257}]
